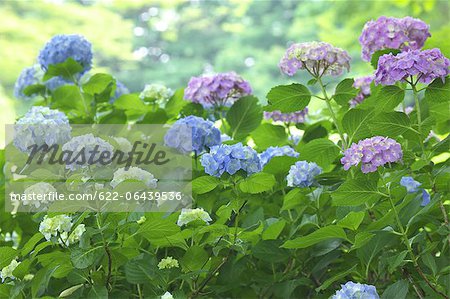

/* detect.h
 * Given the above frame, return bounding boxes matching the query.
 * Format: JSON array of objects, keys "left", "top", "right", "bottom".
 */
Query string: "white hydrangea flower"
[
  {"left": 110, "top": 167, "right": 158, "bottom": 188},
  {"left": 158, "top": 257, "right": 179, "bottom": 270},
  {"left": 1, "top": 259, "right": 20, "bottom": 282},
  {"left": 139, "top": 83, "right": 173, "bottom": 106},
  {"left": 161, "top": 291, "right": 174, "bottom": 299},
  {"left": 177, "top": 208, "right": 212, "bottom": 227},
  {"left": 64, "top": 224, "right": 86, "bottom": 246},
  {"left": 39, "top": 214, "right": 72, "bottom": 241},
  {"left": 111, "top": 136, "right": 132, "bottom": 154},
  {"left": 23, "top": 182, "right": 56, "bottom": 209},
  {"left": 137, "top": 216, "right": 147, "bottom": 224}
]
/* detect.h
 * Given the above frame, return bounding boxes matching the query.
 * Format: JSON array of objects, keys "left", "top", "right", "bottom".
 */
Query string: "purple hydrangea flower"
[
  {"left": 200, "top": 143, "right": 261, "bottom": 177},
  {"left": 14, "top": 65, "right": 43, "bottom": 100},
  {"left": 279, "top": 41, "right": 351, "bottom": 77},
  {"left": 164, "top": 116, "right": 221, "bottom": 155},
  {"left": 400, "top": 176, "right": 430, "bottom": 206},
  {"left": 286, "top": 161, "right": 322, "bottom": 188},
  {"left": 349, "top": 75, "right": 374, "bottom": 107},
  {"left": 259, "top": 146, "right": 299, "bottom": 167},
  {"left": 264, "top": 108, "right": 308, "bottom": 123},
  {"left": 359, "top": 16, "right": 431, "bottom": 61},
  {"left": 38, "top": 34, "right": 93, "bottom": 73},
  {"left": 332, "top": 281, "right": 379, "bottom": 299},
  {"left": 184, "top": 72, "right": 252, "bottom": 108},
  {"left": 341, "top": 136, "right": 403, "bottom": 173},
  {"left": 374, "top": 49, "right": 450, "bottom": 86}
]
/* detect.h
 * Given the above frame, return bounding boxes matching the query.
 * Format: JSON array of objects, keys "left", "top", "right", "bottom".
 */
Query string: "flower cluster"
[
  {"left": 264, "top": 108, "right": 308, "bottom": 123},
  {"left": 200, "top": 143, "right": 261, "bottom": 177},
  {"left": 23, "top": 182, "right": 56, "bottom": 209},
  {"left": 177, "top": 208, "right": 212, "bottom": 226},
  {"left": 279, "top": 41, "right": 351, "bottom": 77},
  {"left": 139, "top": 83, "right": 173, "bottom": 106},
  {"left": 39, "top": 215, "right": 86, "bottom": 246},
  {"left": 38, "top": 34, "right": 93, "bottom": 73},
  {"left": 61, "top": 134, "right": 114, "bottom": 170},
  {"left": 286, "top": 161, "right": 322, "bottom": 188},
  {"left": 350, "top": 75, "right": 373, "bottom": 107},
  {"left": 341, "top": 136, "right": 403, "bottom": 173},
  {"left": 14, "top": 106, "right": 71, "bottom": 152},
  {"left": 374, "top": 49, "right": 450, "bottom": 85},
  {"left": 1, "top": 259, "right": 20, "bottom": 282},
  {"left": 14, "top": 65, "right": 43, "bottom": 100},
  {"left": 332, "top": 281, "right": 379, "bottom": 299},
  {"left": 164, "top": 115, "right": 221, "bottom": 155},
  {"left": 359, "top": 16, "right": 430, "bottom": 61},
  {"left": 400, "top": 176, "right": 430, "bottom": 206},
  {"left": 161, "top": 292, "right": 173, "bottom": 299},
  {"left": 259, "top": 146, "right": 299, "bottom": 167},
  {"left": 158, "top": 257, "right": 179, "bottom": 269},
  {"left": 184, "top": 72, "right": 252, "bottom": 108},
  {"left": 110, "top": 167, "right": 158, "bottom": 189}
]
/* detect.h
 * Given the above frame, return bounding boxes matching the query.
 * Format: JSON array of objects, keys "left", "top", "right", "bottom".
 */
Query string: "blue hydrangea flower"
[
  {"left": 332, "top": 281, "right": 379, "bottom": 299},
  {"left": 421, "top": 189, "right": 430, "bottom": 206},
  {"left": 38, "top": 34, "right": 93, "bottom": 73},
  {"left": 44, "top": 76, "right": 73, "bottom": 91},
  {"left": 259, "top": 146, "right": 299, "bottom": 167},
  {"left": 286, "top": 161, "right": 322, "bottom": 188},
  {"left": 400, "top": 176, "right": 430, "bottom": 206},
  {"left": 14, "top": 106, "right": 71, "bottom": 153},
  {"left": 14, "top": 65, "right": 43, "bottom": 100},
  {"left": 200, "top": 143, "right": 261, "bottom": 177},
  {"left": 164, "top": 116, "right": 221, "bottom": 155}
]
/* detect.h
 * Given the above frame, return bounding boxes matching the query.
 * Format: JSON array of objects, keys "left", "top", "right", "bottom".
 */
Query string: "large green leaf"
[
  {"left": 226, "top": 96, "right": 262, "bottom": 139},
  {"left": 342, "top": 109, "right": 374, "bottom": 143},
  {"left": 239, "top": 172, "right": 276, "bottom": 194},
  {"left": 333, "top": 78, "right": 358, "bottom": 106},
  {"left": 281, "top": 226, "right": 347, "bottom": 249},
  {"left": 332, "top": 179, "right": 385, "bottom": 206},
  {"left": 43, "top": 58, "right": 83, "bottom": 81},
  {"left": 297, "top": 139, "right": 340, "bottom": 169},
  {"left": 265, "top": 84, "right": 311, "bottom": 113},
  {"left": 425, "top": 77, "right": 450, "bottom": 103},
  {"left": 0, "top": 247, "right": 17, "bottom": 268},
  {"left": 114, "top": 94, "right": 148, "bottom": 114},
  {"left": 381, "top": 280, "right": 409, "bottom": 299},
  {"left": 368, "top": 111, "right": 415, "bottom": 137},
  {"left": 253, "top": 240, "right": 289, "bottom": 262},
  {"left": 181, "top": 245, "right": 209, "bottom": 272},
  {"left": 52, "top": 85, "right": 90, "bottom": 113},
  {"left": 71, "top": 246, "right": 103, "bottom": 269},
  {"left": 192, "top": 176, "right": 221, "bottom": 194},
  {"left": 252, "top": 123, "right": 287, "bottom": 150},
  {"left": 21, "top": 233, "right": 44, "bottom": 256},
  {"left": 374, "top": 86, "right": 405, "bottom": 112},
  {"left": 337, "top": 211, "right": 365, "bottom": 230},
  {"left": 82, "top": 73, "right": 114, "bottom": 96},
  {"left": 138, "top": 217, "right": 180, "bottom": 241}
]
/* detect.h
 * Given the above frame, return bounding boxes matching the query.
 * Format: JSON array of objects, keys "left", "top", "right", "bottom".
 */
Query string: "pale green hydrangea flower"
[
  {"left": 177, "top": 208, "right": 212, "bottom": 227},
  {"left": 158, "top": 257, "right": 179, "bottom": 270},
  {"left": 137, "top": 216, "right": 147, "bottom": 225},
  {"left": 1, "top": 259, "right": 20, "bottom": 282},
  {"left": 139, "top": 83, "right": 173, "bottom": 106},
  {"left": 38, "top": 215, "right": 85, "bottom": 246},
  {"left": 161, "top": 291, "right": 174, "bottom": 299},
  {"left": 23, "top": 182, "right": 56, "bottom": 209},
  {"left": 59, "top": 224, "right": 86, "bottom": 246},
  {"left": 110, "top": 167, "right": 158, "bottom": 189}
]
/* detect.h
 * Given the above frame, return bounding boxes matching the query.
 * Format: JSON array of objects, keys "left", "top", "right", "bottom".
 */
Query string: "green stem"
[{"left": 410, "top": 81, "right": 426, "bottom": 155}]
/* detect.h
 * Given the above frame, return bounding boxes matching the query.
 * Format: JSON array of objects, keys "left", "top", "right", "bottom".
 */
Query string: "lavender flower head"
[
  {"left": 200, "top": 143, "right": 261, "bottom": 177},
  {"left": 14, "top": 65, "right": 43, "bottom": 100},
  {"left": 164, "top": 116, "right": 221, "bottom": 155},
  {"left": 279, "top": 41, "right": 351, "bottom": 77},
  {"left": 341, "top": 136, "right": 402, "bottom": 174},
  {"left": 264, "top": 108, "right": 308, "bottom": 123},
  {"left": 14, "top": 106, "right": 71, "bottom": 153},
  {"left": 259, "top": 146, "right": 299, "bottom": 167},
  {"left": 400, "top": 176, "right": 430, "bottom": 206},
  {"left": 38, "top": 34, "right": 93, "bottom": 73},
  {"left": 350, "top": 75, "right": 374, "bottom": 107},
  {"left": 286, "top": 161, "right": 322, "bottom": 188},
  {"left": 332, "top": 281, "right": 379, "bottom": 299},
  {"left": 374, "top": 49, "right": 450, "bottom": 86},
  {"left": 184, "top": 72, "right": 252, "bottom": 108},
  {"left": 359, "top": 16, "right": 430, "bottom": 61}
]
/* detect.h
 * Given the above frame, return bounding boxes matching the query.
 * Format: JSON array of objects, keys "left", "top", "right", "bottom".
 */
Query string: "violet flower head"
[
  {"left": 279, "top": 41, "right": 351, "bottom": 77},
  {"left": 341, "top": 136, "right": 403, "bottom": 174},
  {"left": 264, "top": 108, "right": 308, "bottom": 123},
  {"left": 349, "top": 75, "right": 374, "bottom": 107},
  {"left": 359, "top": 16, "right": 431, "bottom": 61},
  {"left": 184, "top": 72, "right": 252, "bottom": 108},
  {"left": 374, "top": 49, "right": 450, "bottom": 86}
]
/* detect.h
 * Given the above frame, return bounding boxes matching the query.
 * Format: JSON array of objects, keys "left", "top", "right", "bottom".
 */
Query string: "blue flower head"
[
  {"left": 200, "top": 143, "right": 261, "bottom": 177},
  {"left": 164, "top": 116, "right": 221, "bottom": 155},
  {"left": 286, "top": 161, "right": 322, "bottom": 188},
  {"left": 259, "top": 145, "right": 299, "bottom": 167},
  {"left": 38, "top": 34, "right": 93, "bottom": 73},
  {"left": 14, "top": 65, "right": 43, "bottom": 100},
  {"left": 400, "top": 176, "right": 421, "bottom": 193},
  {"left": 332, "top": 281, "right": 379, "bottom": 299}
]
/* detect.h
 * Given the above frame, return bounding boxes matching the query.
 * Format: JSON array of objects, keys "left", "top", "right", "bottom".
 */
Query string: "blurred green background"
[{"left": 0, "top": 0, "right": 449, "bottom": 147}]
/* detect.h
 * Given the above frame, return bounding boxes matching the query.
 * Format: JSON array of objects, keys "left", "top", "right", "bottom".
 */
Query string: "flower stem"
[{"left": 410, "top": 81, "right": 426, "bottom": 155}]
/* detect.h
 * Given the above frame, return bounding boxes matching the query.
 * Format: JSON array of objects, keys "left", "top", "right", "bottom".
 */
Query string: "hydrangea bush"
[{"left": 1, "top": 16, "right": 449, "bottom": 299}]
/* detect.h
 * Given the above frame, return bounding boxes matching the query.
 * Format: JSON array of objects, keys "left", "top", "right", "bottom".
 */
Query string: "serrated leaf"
[
  {"left": 332, "top": 179, "right": 385, "bottom": 206},
  {"left": 342, "top": 109, "right": 374, "bottom": 143},
  {"left": 265, "top": 84, "right": 311, "bottom": 113},
  {"left": 82, "top": 73, "right": 114, "bottom": 96},
  {"left": 337, "top": 211, "right": 365, "bottom": 230},
  {"left": 239, "top": 172, "right": 276, "bottom": 194},
  {"left": 252, "top": 123, "right": 287, "bottom": 150},
  {"left": 138, "top": 217, "right": 180, "bottom": 241},
  {"left": 226, "top": 96, "right": 262, "bottom": 139},
  {"left": 375, "top": 86, "right": 405, "bottom": 112},
  {"left": 181, "top": 245, "right": 209, "bottom": 272},
  {"left": 369, "top": 111, "right": 415, "bottom": 137},
  {"left": 192, "top": 176, "right": 220, "bottom": 194},
  {"left": 43, "top": 58, "right": 83, "bottom": 81},
  {"left": 70, "top": 246, "right": 103, "bottom": 269},
  {"left": 425, "top": 77, "right": 450, "bottom": 103},
  {"left": 297, "top": 139, "right": 340, "bottom": 169},
  {"left": 281, "top": 226, "right": 347, "bottom": 249},
  {"left": 333, "top": 78, "right": 358, "bottom": 106}
]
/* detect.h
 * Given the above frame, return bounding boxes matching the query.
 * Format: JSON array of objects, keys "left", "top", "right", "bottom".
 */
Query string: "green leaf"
[
  {"left": 82, "top": 73, "right": 114, "bottom": 96},
  {"left": 252, "top": 123, "right": 287, "bottom": 150},
  {"left": 262, "top": 219, "right": 286, "bottom": 240},
  {"left": 58, "top": 284, "right": 84, "bottom": 298},
  {"left": 265, "top": 84, "right": 311, "bottom": 113},
  {"left": 332, "top": 179, "right": 385, "bottom": 206},
  {"left": 165, "top": 88, "right": 188, "bottom": 117},
  {"left": 21, "top": 233, "right": 44, "bottom": 256},
  {"left": 226, "top": 96, "right": 262, "bottom": 139},
  {"left": 370, "top": 48, "right": 401, "bottom": 69},
  {"left": 315, "top": 264, "right": 358, "bottom": 292},
  {"left": 381, "top": 280, "right": 409, "bottom": 299},
  {"left": 32, "top": 267, "right": 58, "bottom": 298},
  {"left": 137, "top": 108, "right": 168, "bottom": 124},
  {"left": 342, "top": 109, "right": 374, "bottom": 143},
  {"left": 181, "top": 102, "right": 204, "bottom": 117},
  {"left": 52, "top": 85, "right": 90, "bottom": 113},
  {"left": 114, "top": 94, "right": 148, "bottom": 114},
  {"left": 43, "top": 58, "right": 83, "bottom": 81},
  {"left": 422, "top": 252, "right": 438, "bottom": 276},
  {"left": 23, "top": 84, "right": 47, "bottom": 97},
  {"left": 181, "top": 245, "right": 209, "bottom": 272},
  {"left": 281, "top": 226, "right": 347, "bottom": 249},
  {"left": 374, "top": 86, "right": 405, "bottom": 112},
  {"left": 98, "top": 109, "right": 127, "bottom": 124},
  {"left": 388, "top": 251, "right": 408, "bottom": 273},
  {"left": 369, "top": 111, "right": 414, "bottom": 137},
  {"left": 281, "top": 188, "right": 308, "bottom": 211},
  {"left": 125, "top": 255, "right": 157, "bottom": 284},
  {"left": 71, "top": 246, "right": 103, "bottom": 269},
  {"left": 337, "top": 211, "right": 365, "bottom": 230},
  {"left": 0, "top": 247, "right": 17, "bottom": 268},
  {"left": 87, "top": 285, "right": 108, "bottom": 299},
  {"left": 297, "top": 139, "right": 340, "bottom": 169},
  {"left": 253, "top": 240, "right": 289, "bottom": 262},
  {"left": 351, "top": 232, "right": 375, "bottom": 250},
  {"left": 192, "top": 176, "right": 220, "bottom": 194},
  {"left": 239, "top": 172, "right": 276, "bottom": 194},
  {"left": 333, "top": 78, "right": 358, "bottom": 106},
  {"left": 263, "top": 156, "right": 298, "bottom": 176},
  {"left": 138, "top": 217, "right": 180, "bottom": 241},
  {"left": 425, "top": 77, "right": 450, "bottom": 103}
]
